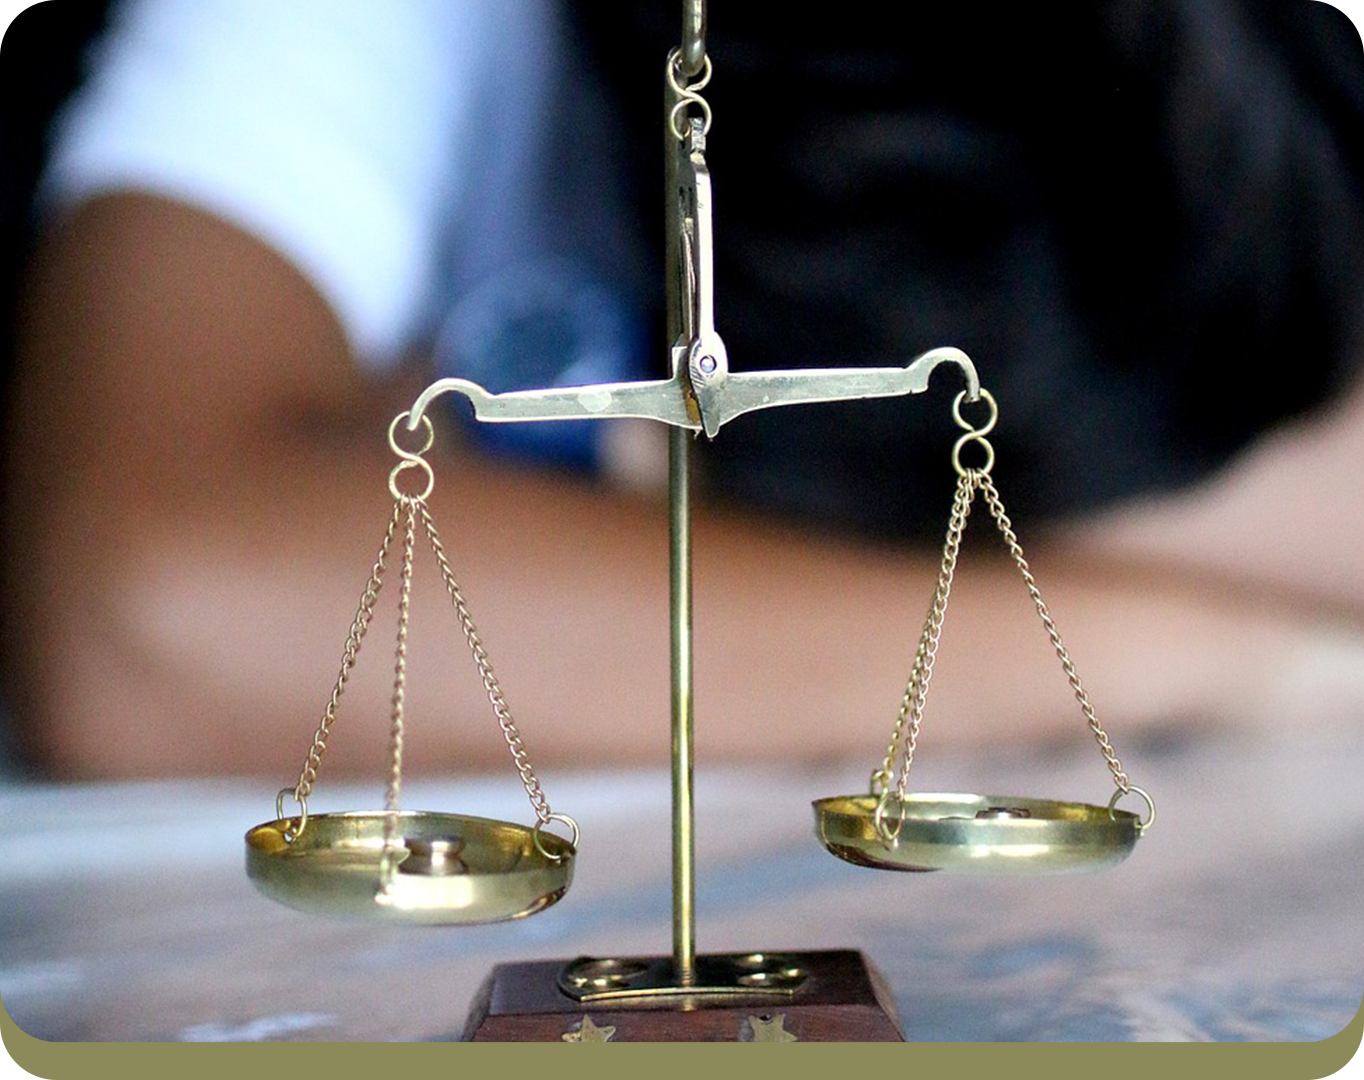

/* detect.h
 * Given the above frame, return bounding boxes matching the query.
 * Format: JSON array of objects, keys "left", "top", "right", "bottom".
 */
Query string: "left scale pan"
[
  {"left": 246, "top": 810, "right": 575, "bottom": 925},
  {"left": 247, "top": 408, "right": 578, "bottom": 928}
]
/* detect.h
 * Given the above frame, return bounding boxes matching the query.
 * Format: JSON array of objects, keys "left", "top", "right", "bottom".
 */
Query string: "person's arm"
[{"left": 9, "top": 193, "right": 1357, "bottom": 781}]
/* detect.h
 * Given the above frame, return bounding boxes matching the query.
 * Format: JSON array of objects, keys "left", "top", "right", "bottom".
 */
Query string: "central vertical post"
[
  {"left": 665, "top": 58, "right": 698, "bottom": 987},
  {"left": 669, "top": 427, "right": 696, "bottom": 985}
]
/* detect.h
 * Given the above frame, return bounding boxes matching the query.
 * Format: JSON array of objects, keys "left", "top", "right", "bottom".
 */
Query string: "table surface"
[{"left": 2, "top": 726, "right": 1361, "bottom": 1042}]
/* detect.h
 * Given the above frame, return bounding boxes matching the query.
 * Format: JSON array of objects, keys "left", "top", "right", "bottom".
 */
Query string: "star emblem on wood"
[
  {"left": 561, "top": 1015, "right": 616, "bottom": 1042},
  {"left": 745, "top": 1014, "right": 798, "bottom": 1042}
]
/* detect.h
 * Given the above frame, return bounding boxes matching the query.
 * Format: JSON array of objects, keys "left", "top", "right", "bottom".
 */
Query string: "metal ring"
[
  {"left": 276, "top": 787, "right": 308, "bottom": 842},
  {"left": 952, "top": 432, "right": 995, "bottom": 477},
  {"left": 873, "top": 789, "right": 903, "bottom": 847},
  {"left": 669, "top": 96, "right": 713, "bottom": 142},
  {"left": 952, "top": 387, "right": 997, "bottom": 437},
  {"left": 388, "top": 410, "right": 434, "bottom": 459},
  {"left": 667, "top": 48, "right": 712, "bottom": 95},
  {"left": 869, "top": 768, "right": 892, "bottom": 797},
  {"left": 1108, "top": 785, "right": 1156, "bottom": 834},
  {"left": 388, "top": 458, "right": 435, "bottom": 502},
  {"left": 666, "top": 49, "right": 713, "bottom": 141},
  {"left": 533, "top": 813, "right": 580, "bottom": 862}
]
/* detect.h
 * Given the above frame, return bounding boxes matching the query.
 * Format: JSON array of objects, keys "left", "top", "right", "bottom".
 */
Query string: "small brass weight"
[{"left": 247, "top": 0, "right": 1153, "bottom": 1041}]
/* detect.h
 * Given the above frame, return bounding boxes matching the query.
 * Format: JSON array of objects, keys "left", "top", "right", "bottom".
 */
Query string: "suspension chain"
[
  {"left": 976, "top": 473, "right": 1132, "bottom": 793},
  {"left": 873, "top": 472, "right": 974, "bottom": 799},
  {"left": 279, "top": 502, "right": 401, "bottom": 840},
  {"left": 875, "top": 388, "right": 1146, "bottom": 834},
  {"left": 380, "top": 498, "right": 419, "bottom": 864},
  {"left": 416, "top": 502, "right": 555, "bottom": 825}
]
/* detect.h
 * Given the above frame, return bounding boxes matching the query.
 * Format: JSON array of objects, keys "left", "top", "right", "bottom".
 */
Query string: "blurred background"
[
  {"left": 2, "top": 0, "right": 1363, "bottom": 779},
  {"left": 1, "top": 1, "right": 1363, "bottom": 1047}
]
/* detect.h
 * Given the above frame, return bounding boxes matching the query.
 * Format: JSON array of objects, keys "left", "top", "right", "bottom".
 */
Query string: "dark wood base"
[{"left": 462, "top": 949, "right": 903, "bottom": 1042}]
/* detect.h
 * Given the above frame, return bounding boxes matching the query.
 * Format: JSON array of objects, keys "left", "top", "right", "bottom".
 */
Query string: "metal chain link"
[
  {"left": 874, "top": 385, "right": 1140, "bottom": 824},
  {"left": 381, "top": 498, "right": 419, "bottom": 865},
  {"left": 416, "top": 501, "right": 555, "bottom": 824},
  {"left": 882, "top": 472, "right": 976, "bottom": 802},
  {"left": 283, "top": 502, "right": 401, "bottom": 838},
  {"left": 667, "top": 47, "right": 712, "bottom": 141},
  {"left": 976, "top": 473, "right": 1133, "bottom": 794}
]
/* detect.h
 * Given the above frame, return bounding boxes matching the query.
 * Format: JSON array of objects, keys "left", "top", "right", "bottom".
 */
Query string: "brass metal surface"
[
  {"left": 813, "top": 792, "right": 1141, "bottom": 873},
  {"left": 669, "top": 425, "right": 696, "bottom": 983},
  {"left": 402, "top": 348, "right": 978, "bottom": 441},
  {"left": 557, "top": 952, "right": 808, "bottom": 1003},
  {"left": 245, "top": 810, "right": 573, "bottom": 924},
  {"left": 666, "top": 102, "right": 700, "bottom": 988}
]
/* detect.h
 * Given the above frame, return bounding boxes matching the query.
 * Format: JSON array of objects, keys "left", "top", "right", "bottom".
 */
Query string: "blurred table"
[{"left": 1, "top": 727, "right": 1361, "bottom": 1042}]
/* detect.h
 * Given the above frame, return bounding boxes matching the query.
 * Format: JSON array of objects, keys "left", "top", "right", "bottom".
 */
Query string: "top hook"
[{"left": 679, "top": 0, "right": 707, "bottom": 77}]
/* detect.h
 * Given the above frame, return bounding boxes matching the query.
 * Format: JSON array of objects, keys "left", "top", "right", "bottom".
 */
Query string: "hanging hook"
[{"left": 679, "top": 0, "right": 707, "bottom": 78}]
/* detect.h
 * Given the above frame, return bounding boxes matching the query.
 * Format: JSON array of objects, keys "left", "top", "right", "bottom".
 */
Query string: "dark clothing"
[{"left": 576, "top": 1, "right": 1364, "bottom": 536}]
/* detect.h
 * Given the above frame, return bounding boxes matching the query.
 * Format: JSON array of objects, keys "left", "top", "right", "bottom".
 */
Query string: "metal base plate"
[
  {"left": 245, "top": 810, "right": 573, "bottom": 924},
  {"left": 557, "top": 952, "right": 808, "bottom": 1003},
  {"left": 813, "top": 791, "right": 1141, "bottom": 873}
]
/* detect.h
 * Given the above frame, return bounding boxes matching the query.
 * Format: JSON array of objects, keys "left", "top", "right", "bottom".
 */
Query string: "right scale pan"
[{"left": 813, "top": 792, "right": 1143, "bottom": 874}]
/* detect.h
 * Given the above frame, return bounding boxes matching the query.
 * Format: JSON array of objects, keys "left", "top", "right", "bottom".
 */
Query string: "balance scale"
[{"left": 245, "top": 1, "right": 1154, "bottom": 1042}]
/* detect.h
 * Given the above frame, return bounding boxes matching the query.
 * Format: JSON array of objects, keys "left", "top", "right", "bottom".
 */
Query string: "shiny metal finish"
[
  {"left": 814, "top": 794, "right": 1142, "bottom": 874},
  {"left": 557, "top": 952, "right": 808, "bottom": 1003},
  {"left": 678, "top": 0, "right": 707, "bottom": 77},
  {"left": 976, "top": 470, "right": 1138, "bottom": 798},
  {"left": 692, "top": 348, "right": 980, "bottom": 439},
  {"left": 400, "top": 114, "right": 979, "bottom": 443},
  {"left": 283, "top": 504, "right": 400, "bottom": 838},
  {"left": 665, "top": 86, "right": 702, "bottom": 991},
  {"left": 668, "top": 53, "right": 713, "bottom": 142},
  {"left": 245, "top": 810, "right": 574, "bottom": 924},
  {"left": 416, "top": 500, "right": 563, "bottom": 829},
  {"left": 402, "top": 349, "right": 978, "bottom": 443},
  {"left": 254, "top": 425, "right": 579, "bottom": 925},
  {"left": 861, "top": 391, "right": 1154, "bottom": 852},
  {"left": 669, "top": 425, "right": 696, "bottom": 984}
]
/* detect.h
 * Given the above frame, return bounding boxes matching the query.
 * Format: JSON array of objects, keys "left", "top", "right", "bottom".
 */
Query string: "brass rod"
[
  {"left": 669, "top": 425, "right": 696, "bottom": 985},
  {"left": 665, "top": 51, "right": 697, "bottom": 988}
]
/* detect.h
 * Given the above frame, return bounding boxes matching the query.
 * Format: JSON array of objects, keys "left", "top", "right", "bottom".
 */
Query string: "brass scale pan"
[
  {"left": 246, "top": 811, "right": 574, "bottom": 925},
  {"left": 813, "top": 792, "right": 1142, "bottom": 874},
  {"left": 245, "top": 791, "right": 1132, "bottom": 928}
]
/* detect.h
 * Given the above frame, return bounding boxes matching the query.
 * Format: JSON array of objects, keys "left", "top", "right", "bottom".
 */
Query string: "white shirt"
[{"left": 42, "top": 0, "right": 560, "bottom": 368}]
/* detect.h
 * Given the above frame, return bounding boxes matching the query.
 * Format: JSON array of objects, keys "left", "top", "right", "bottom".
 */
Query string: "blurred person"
[{"left": 3, "top": 0, "right": 1364, "bottom": 779}]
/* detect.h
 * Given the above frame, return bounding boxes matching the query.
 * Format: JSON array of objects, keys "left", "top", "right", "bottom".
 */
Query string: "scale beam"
[
  {"left": 405, "top": 123, "right": 977, "bottom": 438},
  {"left": 406, "top": 374, "right": 701, "bottom": 432},
  {"left": 403, "top": 346, "right": 979, "bottom": 439}
]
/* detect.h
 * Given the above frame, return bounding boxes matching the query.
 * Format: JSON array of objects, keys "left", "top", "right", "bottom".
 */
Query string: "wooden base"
[{"left": 463, "top": 949, "right": 903, "bottom": 1042}]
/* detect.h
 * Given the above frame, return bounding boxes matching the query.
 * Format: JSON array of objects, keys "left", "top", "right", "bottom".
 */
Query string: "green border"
[{"left": 5, "top": 976, "right": 1358, "bottom": 1069}]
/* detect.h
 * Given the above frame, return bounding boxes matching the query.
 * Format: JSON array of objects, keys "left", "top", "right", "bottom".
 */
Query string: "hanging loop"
[
  {"left": 533, "top": 813, "right": 581, "bottom": 862},
  {"left": 277, "top": 787, "right": 309, "bottom": 842},
  {"left": 388, "top": 410, "right": 434, "bottom": 458},
  {"left": 873, "top": 789, "right": 903, "bottom": 846},
  {"left": 951, "top": 388, "right": 998, "bottom": 477},
  {"left": 388, "top": 412, "right": 435, "bottom": 501},
  {"left": 667, "top": 48, "right": 713, "bottom": 141},
  {"left": 1108, "top": 785, "right": 1156, "bottom": 834},
  {"left": 389, "top": 460, "right": 434, "bottom": 502}
]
